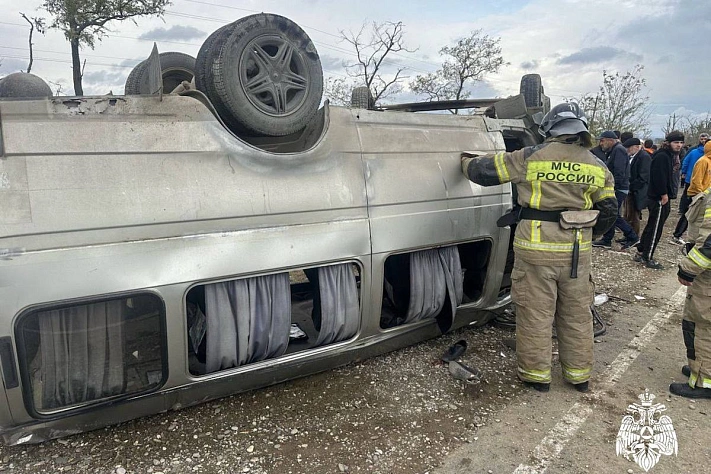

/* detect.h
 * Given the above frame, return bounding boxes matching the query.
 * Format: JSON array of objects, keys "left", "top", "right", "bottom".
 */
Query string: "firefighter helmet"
[{"left": 539, "top": 102, "right": 592, "bottom": 147}]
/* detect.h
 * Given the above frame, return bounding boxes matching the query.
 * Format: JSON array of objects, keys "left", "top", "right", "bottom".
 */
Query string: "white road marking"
[{"left": 513, "top": 286, "right": 687, "bottom": 474}]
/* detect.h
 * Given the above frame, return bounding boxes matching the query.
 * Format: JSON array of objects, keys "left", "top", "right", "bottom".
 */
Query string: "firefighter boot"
[
  {"left": 670, "top": 382, "right": 711, "bottom": 399},
  {"left": 523, "top": 381, "right": 550, "bottom": 392}
]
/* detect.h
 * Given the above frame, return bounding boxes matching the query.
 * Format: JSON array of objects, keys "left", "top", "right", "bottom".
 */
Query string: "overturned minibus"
[{"left": 0, "top": 13, "right": 548, "bottom": 445}]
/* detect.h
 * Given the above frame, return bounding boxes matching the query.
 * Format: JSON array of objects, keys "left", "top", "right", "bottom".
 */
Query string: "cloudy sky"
[{"left": 0, "top": 0, "right": 709, "bottom": 136}]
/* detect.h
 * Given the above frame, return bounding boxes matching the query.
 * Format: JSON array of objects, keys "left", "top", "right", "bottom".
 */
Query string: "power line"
[
  {"left": 1, "top": 44, "right": 352, "bottom": 79},
  {"left": 176, "top": 1, "right": 455, "bottom": 71},
  {"left": 164, "top": 8, "right": 588, "bottom": 94},
  {"left": 0, "top": 12, "right": 551, "bottom": 90},
  {"left": 0, "top": 11, "right": 655, "bottom": 100},
  {"left": 0, "top": 45, "right": 141, "bottom": 63},
  {"left": 0, "top": 53, "right": 135, "bottom": 69},
  {"left": 111, "top": 34, "right": 202, "bottom": 47},
  {"left": 163, "top": 11, "right": 440, "bottom": 75},
  {"left": 180, "top": 0, "right": 261, "bottom": 16}
]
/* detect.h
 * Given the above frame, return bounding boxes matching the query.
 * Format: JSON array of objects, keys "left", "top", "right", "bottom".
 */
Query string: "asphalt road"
[{"left": 436, "top": 269, "right": 706, "bottom": 474}]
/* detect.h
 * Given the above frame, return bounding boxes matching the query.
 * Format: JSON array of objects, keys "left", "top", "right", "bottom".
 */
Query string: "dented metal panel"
[
  {"left": 355, "top": 109, "right": 506, "bottom": 252},
  {"left": 354, "top": 108, "right": 512, "bottom": 309}
]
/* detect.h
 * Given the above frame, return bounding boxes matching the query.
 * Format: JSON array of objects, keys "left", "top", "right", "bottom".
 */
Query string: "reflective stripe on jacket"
[
  {"left": 462, "top": 141, "right": 617, "bottom": 265},
  {"left": 679, "top": 190, "right": 711, "bottom": 282}
]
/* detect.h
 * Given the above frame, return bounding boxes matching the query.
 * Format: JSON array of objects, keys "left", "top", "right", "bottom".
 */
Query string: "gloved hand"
[
  {"left": 460, "top": 152, "right": 479, "bottom": 176},
  {"left": 677, "top": 266, "right": 694, "bottom": 287}
]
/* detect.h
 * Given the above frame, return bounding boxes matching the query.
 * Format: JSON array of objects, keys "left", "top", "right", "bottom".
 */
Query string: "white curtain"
[
  {"left": 38, "top": 300, "right": 125, "bottom": 409},
  {"left": 205, "top": 273, "right": 291, "bottom": 373}
]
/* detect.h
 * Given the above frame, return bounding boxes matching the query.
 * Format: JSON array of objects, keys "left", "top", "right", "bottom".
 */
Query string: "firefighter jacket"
[
  {"left": 462, "top": 140, "right": 617, "bottom": 265},
  {"left": 679, "top": 191, "right": 711, "bottom": 283}
]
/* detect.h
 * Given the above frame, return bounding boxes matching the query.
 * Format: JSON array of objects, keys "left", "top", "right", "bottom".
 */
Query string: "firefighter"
[
  {"left": 672, "top": 186, "right": 711, "bottom": 399},
  {"left": 461, "top": 103, "right": 617, "bottom": 392}
]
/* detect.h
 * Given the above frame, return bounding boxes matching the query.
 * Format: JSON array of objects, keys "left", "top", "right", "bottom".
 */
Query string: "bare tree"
[
  {"left": 572, "top": 65, "right": 651, "bottom": 138},
  {"left": 684, "top": 114, "right": 711, "bottom": 142},
  {"left": 340, "top": 21, "right": 415, "bottom": 104},
  {"left": 410, "top": 30, "right": 507, "bottom": 114},
  {"left": 661, "top": 112, "right": 711, "bottom": 143},
  {"left": 661, "top": 113, "right": 685, "bottom": 139},
  {"left": 323, "top": 76, "right": 358, "bottom": 107},
  {"left": 45, "top": 80, "right": 65, "bottom": 96},
  {"left": 40, "top": 0, "right": 171, "bottom": 96},
  {"left": 20, "top": 13, "right": 46, "bottom": 74}
]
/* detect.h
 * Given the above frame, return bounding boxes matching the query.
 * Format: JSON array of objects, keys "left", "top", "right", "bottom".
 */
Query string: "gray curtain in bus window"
[
  {"left": 38, "top": 300, "right": 125, "bottom": 409},
  {"left": 315, "top": 264, "right": 359, "bottom": 346},
  {"left": 204, "top": 273, "right": 290, "bottom": 373},
  {"left": 405, "top": 246, "right": 463, "bottom": 324},
  {"left": 405, "top": 249, "right": 446, "bottom": 323},
  {"left": 438, "top": 245, "right": 464, "bottom": 311}
]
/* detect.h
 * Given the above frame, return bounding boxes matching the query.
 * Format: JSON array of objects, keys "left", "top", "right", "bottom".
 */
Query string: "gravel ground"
[
  {"left": 0, "top": 325, "right": 521, "bottom": 474},
  {"left": 0, "top": 210, "right": 688, "bottom": 474},
  {"left": 592, "top": 210, "right": 686, "bottom": 313}
]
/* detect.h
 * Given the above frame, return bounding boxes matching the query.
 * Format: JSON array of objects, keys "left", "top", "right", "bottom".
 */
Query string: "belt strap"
[{"left": 518, "top": 208, "right": 563, "bottom": 223}]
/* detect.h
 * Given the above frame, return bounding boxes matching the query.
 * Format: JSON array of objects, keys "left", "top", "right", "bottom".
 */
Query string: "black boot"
[
  {"left": 574, "top": 381, "right": 589, "bottom": 393},
  {"left": 682, "top": 365, "right": 691, "bottom": 377},
  {"left": 523, "top": 381, "right": 550, "bottom": 392},
  {"left": 669, "top": 382, "right": 711, "bottom": 399}
]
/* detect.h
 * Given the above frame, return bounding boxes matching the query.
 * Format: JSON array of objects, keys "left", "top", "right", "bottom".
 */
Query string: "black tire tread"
[
  {"left": 350, "top": 86, "right": 374, "bottom": 109},
  {"left": 520, "top": 73, "right": 543, "bottom": 108},
  {"left": 195, "top": 24, "right": 232, "bottom": 96},
  {"left": 211, "top": 13, "right": 323, "bottom": 136},
  {"left": 158, "top": 52, "right": 196, "bottom": 93},
  {"left": 124, "top": 52, "right": 196, "bottom": 95},
  {"left": 124, "top": 60, "right": 148, "bottom": 95},
  {"left": 196, "top": 23, "right": 243, "bottom": 132}
]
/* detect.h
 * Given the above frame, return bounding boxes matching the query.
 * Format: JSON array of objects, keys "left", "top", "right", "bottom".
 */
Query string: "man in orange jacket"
[{"left": 688, "top": 141, "right": 711, "bottom": 197}]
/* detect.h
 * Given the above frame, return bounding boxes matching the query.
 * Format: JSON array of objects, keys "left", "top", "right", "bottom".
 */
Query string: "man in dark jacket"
[
  {"left": 590, "top": 133, "right": 610, "bottom": 162},
  {"left": 622, "top": 138, "right": 651, "bottom": 236},
  {"left": 591, "top": 144, "right": 607, "bottom": 161},
  {"left": 593, "top": 131, "right": 639, "bottom": 248},
  {"left": 634, "top": 131, "right": 685, "bottom": 269}
]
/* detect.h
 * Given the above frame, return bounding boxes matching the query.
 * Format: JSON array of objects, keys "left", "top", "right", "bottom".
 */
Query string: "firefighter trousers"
[
  {"left": 511, "top": 257, "right": 594, "bottom": 385},
  {"left": 681, "top": 271, "right": 711, "bottom": 388}
]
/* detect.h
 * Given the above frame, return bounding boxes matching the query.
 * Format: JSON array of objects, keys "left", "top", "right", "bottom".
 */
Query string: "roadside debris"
[
  {"left": 448, "top": 360, "right": 483, "bottom": 384},
  {"left": 441, "top": 340, "right": 484, "bottom": 385},
  {"left": 594, "top": 293, "right": 609, "bottom": 306},
  {"left": 441, "top": 340, "right": 467, "bottom": 363}
]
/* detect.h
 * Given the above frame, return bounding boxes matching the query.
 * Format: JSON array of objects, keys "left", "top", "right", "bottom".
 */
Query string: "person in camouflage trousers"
[
  {"left": 461, "top": 103, "right": 617, "bottom": 393},
  {"left": 672, "top": 186, "right": 711, "bottom": 399}
]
